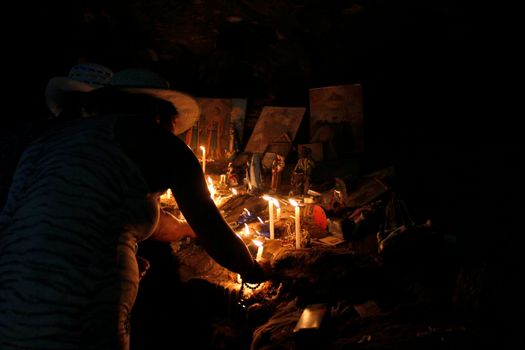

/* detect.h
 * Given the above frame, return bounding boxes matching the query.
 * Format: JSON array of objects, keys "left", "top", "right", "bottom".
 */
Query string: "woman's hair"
[{"left": 84, "top": 87, "right": 178, "bottom": 133}]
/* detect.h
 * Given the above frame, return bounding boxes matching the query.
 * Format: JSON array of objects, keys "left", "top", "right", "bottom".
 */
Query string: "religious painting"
[
  {"left": 244, "top": 106, "right": 305, "bottom": 155},
  {"left": 309, "top": 84, "right": 364, "bottom": 159},
  {"left": 183, "top": 98, "right": 247, "bottom": 162}
]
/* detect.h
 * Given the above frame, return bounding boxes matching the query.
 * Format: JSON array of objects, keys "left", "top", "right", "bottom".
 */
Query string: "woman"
[{"left": 0, "top": 69, "right": 269, "bottom": 349}]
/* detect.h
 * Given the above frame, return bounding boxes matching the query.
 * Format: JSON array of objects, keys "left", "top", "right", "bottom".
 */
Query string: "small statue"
[
  {"left": 226, "top": 125, "right": 240, "bottom": 161},
  {"left": 291, "top": 147, "right": 315, "bottom": 196},
  {"left": 333, "top": 177, "right": 348, "bottom": 207},
  {"left": 243, "top": 153, "right": 263, "bottom": 194},
  {"left": 270, "top": 154, "right": 285, "bottom": 193},
  {"left": 226, "top": 162, "right": 239, "bottom": 187},
  {"left": 248, "top": 152, "right": 263, "bottom": 194}
]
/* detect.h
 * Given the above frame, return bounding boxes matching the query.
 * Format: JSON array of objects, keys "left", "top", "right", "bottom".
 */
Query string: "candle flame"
[
  {"left": 160, "top": 188, "right": 172, "bottom": 201},
  {"left": 232, "top": 188, "right": 238, "bottom": 195},
  {"left": 262, "top": 194, "right": 272, "bottom": 201},
  {"left": 200, "top": 146, "right": 205, "bottom": 153},
  {"left": 289, "top": 198, "right": 299, "bottom": 207},
  {"left": 252, "top": 239, "right": 263, "bottom": 247},
  {"left": 272, "top": 198, "right": 280, "bottom": 207}
]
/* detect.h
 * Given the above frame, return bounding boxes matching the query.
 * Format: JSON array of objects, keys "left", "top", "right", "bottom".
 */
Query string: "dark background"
[{"left": 2, "top": 1, "right": 516, "bottom": 265}]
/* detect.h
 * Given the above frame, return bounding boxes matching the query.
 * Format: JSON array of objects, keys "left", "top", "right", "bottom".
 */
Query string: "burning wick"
[
  {"left": 263, "top": 195, "right": 275, "bottom": 239},
  {"left": 160, "top": 189, "right": 172, "bottom": 203},
  {"left": 289, "top": 199, "right": 301, "bottom": 248},
  {"left": 253, "top": 239, "right": 264, "bottom": 261},
  {"left": 200, "top": 146, "right": 206, "bottom": 174}
]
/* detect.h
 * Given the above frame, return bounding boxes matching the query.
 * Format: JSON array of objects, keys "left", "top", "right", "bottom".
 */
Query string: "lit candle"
[
  {"left": 220, "top": 174, "right": 226, "bottom": 186},
  {"left": 253, "top": 239, "right": 264, "bottom": 261},
  {"left": 289, "top": 199, "right": 301, "bottom": 248},
  {"left": 232, "top": 188, "right": 238, "bottom": 195},
  {"left": 273, "top": 198, "right": 281, "bottom": 220},
  {"left": 263, "top": 195, "right": 275, "bottom": 239},
  {"left": 244, "top": 223, "right": 250, "bottom": 237},
  {"left": 160, "top": 188, "right": 173, "bottom": 204},
  {"left": 200, "top": 146, "right": 206, "bottom": 174}
]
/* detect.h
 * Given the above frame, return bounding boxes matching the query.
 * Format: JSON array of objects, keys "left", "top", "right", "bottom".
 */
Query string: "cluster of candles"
[
  {"left": 243, "top": 195, "right": 302, "bottom": 250},
  {"left": 165, "top": 145, "right": 304, "bottom": 259}
]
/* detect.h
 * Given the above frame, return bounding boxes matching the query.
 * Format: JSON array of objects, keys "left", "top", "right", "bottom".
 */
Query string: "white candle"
[
  {"left": 200, "top": 146, "right": 206, "bottom": 174},
  {"left": 253, "top": 239, "right": 263, "bottom": 260},
  {"left": 273, "top": 198, "right": 281, "bottom": 221},
  {"left": 263, "top": 195, "right": 275, "bottom": 239},
  {"left": 289, "top": 199, "right": 301, "bottom": 248}
]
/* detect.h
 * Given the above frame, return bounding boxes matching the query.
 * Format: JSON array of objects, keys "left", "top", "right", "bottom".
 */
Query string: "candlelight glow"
[
  {"left": 274, "top": 199, "right": 281, "bottom": 220},
  {"left": 253, "top": 239, "right": 264, "bottom": 260},
  {"left": 200, "top": 146, "right": 206, "bottom": 174},
  {"left": 160, "top": 188, "right": 172, "bottom": 201},
  {"left": 289, "top": 199, "right": 301, "bottom": 248},
  {"left": 232, "top": 188, "right": 238, "bottom": 195},
  {"left": 207, "top": 176, "right": 216, "bottom": 199},
  {"left": 244, "top": 223, "right": 250, "bottom": 236}
]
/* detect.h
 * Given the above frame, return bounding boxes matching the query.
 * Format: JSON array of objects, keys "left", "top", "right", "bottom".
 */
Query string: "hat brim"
[
  {"left": 45, "top": 77, "right": 100, "bottom": 117},
  {"left": 117, "top": 87, "right": 200, "bottom": 135}
]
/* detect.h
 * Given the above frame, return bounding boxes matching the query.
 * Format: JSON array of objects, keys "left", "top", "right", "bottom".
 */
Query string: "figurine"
[
  {"left": 291, "top": 147, "right": 315, "bottom": 196},
  {"left": 270, "top": 153, "right": 285, "bottom": 193},
  {"left": 226, "top": 125, "right": 240, "bottom": 161},
  {"left": 248, "top": 152, "right": 263, "bottom": 194},
  {"left": 226, "top": 162, "right": 239, "bottom": 187},
  {"left": 333, "top": 177, "right": 348, "bottom": 207}
]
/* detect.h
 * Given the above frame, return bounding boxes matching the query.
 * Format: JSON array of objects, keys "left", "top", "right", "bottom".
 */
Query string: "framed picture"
[
  {"left": 183, "top": 98, "right": 247, "bottom": 161},
  {"left": 244, "top": 106, "right": 305, "bottom": 155},
  {"left": 309, "top": 84, "right": 364, "bottom": 159}
]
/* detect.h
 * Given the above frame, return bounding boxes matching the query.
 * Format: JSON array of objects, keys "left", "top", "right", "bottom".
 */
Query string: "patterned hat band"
[{"left": 68, "top": 63, "right": 114, "bottom": 87}]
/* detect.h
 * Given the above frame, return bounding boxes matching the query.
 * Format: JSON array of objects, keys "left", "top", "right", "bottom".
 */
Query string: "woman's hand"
[{"left": 241, "top": 259, "right": 272, "bottom": 284}]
